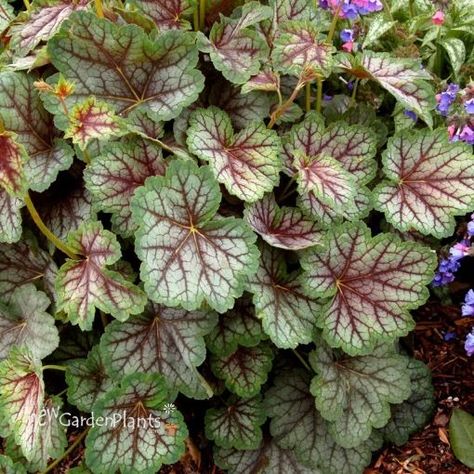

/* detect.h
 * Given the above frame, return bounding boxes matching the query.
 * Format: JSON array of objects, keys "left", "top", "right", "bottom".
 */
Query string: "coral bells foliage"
[{"left": 0, "top": 0, "right": 472, "bottom": 473}]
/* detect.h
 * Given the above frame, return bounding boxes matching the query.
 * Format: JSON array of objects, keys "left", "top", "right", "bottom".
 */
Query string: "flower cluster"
[
  {"left": 339, "top": 28, "right": 355, "bottom": 52},
  {"left": 436, "top": 83, "right": 474, "bottom": 145},
  {"left": 319, "top": 0, "right": 382, "bottom": 20},
  {"left": 434, "top": 215, "right": 474, "bottom": 356}
]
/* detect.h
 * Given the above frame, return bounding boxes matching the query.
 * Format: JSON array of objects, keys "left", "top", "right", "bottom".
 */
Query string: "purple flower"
[
  {"left": 404, "top": 110, "right": 417, "bottom": 121},
  {"left": 340, "top": 29, "right": 354, "bottom": 42},
  {"left": 462, "top": 290, "right": 474, "bottom": 317},
  {"left": 347, "top": 80, "right": 354, "bottom": 91},
  {"left": 465, "top": 98, "right": 474, "bottom": 115},
  {"left": 443, "top": 331, "right": 456, "bottom": 341},
  {"left": 459, "top": 124, "right": 474, "bottom": 145},
  {"left": 449, "top": 240, "right": 471, "bottom": 260},
  {"left": 323, "top": 94, "right": 333, "bottom": 101},
  {"left": 341, "top": 3, "right": 358, "bottom": 19},
  {"left": 436, "top": 83, "right": 459, "bottom": 116},
  {"left": 464, "top": 330, "right": 474, "bottom": 356},
  {"left": 432, "top": 256, "right": 460, "bottom": 286},
  {"left": 467, "top": 220, "right": 474, "bottom": 237}
]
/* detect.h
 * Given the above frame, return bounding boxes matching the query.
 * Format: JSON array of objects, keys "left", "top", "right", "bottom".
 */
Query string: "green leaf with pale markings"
[
  {"left": 48, "top": 11, "right": 204, "bottom": 120},
  {"left": 85, "top": 373, "right": 187, "bottom": 474},
  {"left": 187, "top": 107, "right": 281, "bottom": 203},
  {"left": 248, "top": 244, "right": 323, "bottom": 349},
  {"left": 374, "top": 129, "right": 474, "bottom": 238},
  {"left": 0, "top": 284, "right": 58, "bottom": 361},
  {"left": 211, "top": 343, "right": 273, "bottom": 397},
  {"left": 0, "top": 72, "right": 74, "bottom": 193},
  {"left": 64, "top": 97, "right": 128, "bottom": 149},
  {"left": 272, "top": 21, "right": 333, "bottom": 78},
  {"left": 65, "top": 345, "right": 114, "bottom": 412},
  {"left": 85, "top": 136, "right": 167, "bottom": 238},
  {"left": 214, "top": 440, "right": 316, "bottom": 474},
  {"left": 0, "top": 191, "right": 23, "bottom": 244},
  {"left": 205, "top": 395, "right": 265, "bottom": 449},
  {"left": 206, "top": 295, "right": 264, "bottom": 357},
  {"left": 0, "top": 348, "right": 44, "bottom": 461},
  {"left": 56, "top": 221, "right": 147, "bottom": 330},
  {"left": 300, "top": 221, "right": 436, "bottom": 355},
  {"left": 197, "top": 2, "right": 271, "bottom": 84},
  {"left": 309, "top": 341, "right": 412, "bottom": 447},
  {"left": 264, "top": 368, "right": 382, "bottom": 473},
  {"left": 100, "top": 302, "right": 217, "bottom": 399},
  {"left": 131, "top": 160, "right": 259, "bottom": 313},
  {"left": 380, "top": 359, "right": 435, "bottom": 446}
]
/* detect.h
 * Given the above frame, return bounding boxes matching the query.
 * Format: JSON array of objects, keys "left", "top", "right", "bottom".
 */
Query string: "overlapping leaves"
[
  {"left": 48, "top": 11, "right": 204, "bottom": 120},
  {"left": 100, "top": 302, "right": 217, "bottom": 399},
  {"left": 374, "top": 129, "right": 474, "bottom": 238},
  {"left": 187, "top": 107, "right": 281, "bottom": 202},
  {"left": 301, "top": 222, "right": 436, "bottom": 355},
  {"left": 132, "top": 160, "right": 259, "bottom": 313}
]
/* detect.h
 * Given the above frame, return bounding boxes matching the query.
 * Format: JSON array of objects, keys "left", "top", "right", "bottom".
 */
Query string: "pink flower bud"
[
  {"left": 432, "top": 11, "right": 445, "bottom": 25},
  {"left": 342, "top": 41, "right": 354, "bottom": 52}
]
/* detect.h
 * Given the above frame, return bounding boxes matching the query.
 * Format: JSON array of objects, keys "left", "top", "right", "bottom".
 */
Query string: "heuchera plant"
[{"left": 0, "top": 0, "right": 473, "bottom": 472}]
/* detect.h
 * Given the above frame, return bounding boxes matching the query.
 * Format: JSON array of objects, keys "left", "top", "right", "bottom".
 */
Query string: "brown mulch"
[{"left": 365, "top": 300, "right": 474, "bottom": 474}]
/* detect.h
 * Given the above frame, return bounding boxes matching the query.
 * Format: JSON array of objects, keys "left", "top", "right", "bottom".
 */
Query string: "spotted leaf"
[
  {"left": 248, "top": 244, "right": 323, "bottom": 349},
  {"left": 0, "top": 72, "right": 74, "bottom": 193},
  {"left": 211, "top": 343, "right": 273, "bottom": 397},
  {"left": 0, "top": 284, "right": 58, "bottom": 361},
  {"left": 187, "top": 107, "right": 281, "bottom": 202},
  {"left": 0, "top": 348, "right": 44, "bottom": 461},
  {"left": 100, "top": 302, "right": 217, "bottom": 399},
  {"left": 244, "top": 194, "right": 322, "bottom": 250},
  {"left": 131, "top": 160, "right": 259, "bottom": 313},
  {"left": 56, "top": 221, "right": 147, "bottom": 330},
  {"left": 374, "top": 129, "right": 474, "bottom": 238},
  {"left": 300, "top": 222, "right": 436, "bottom": 355},
  {"left": 48, "top": 11, "right": 204, "bottom": 120},
  {"left": 85, "top": 373, "right": 187, "bottom": 474},
  {"left": 84, "top": 137, "right": 167, "bottom": 238},
  {"left": 309, "top": 341, "right": 412, "bottom": 447}
]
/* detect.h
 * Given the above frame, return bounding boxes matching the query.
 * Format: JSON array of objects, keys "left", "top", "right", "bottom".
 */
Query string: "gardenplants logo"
[{"left": 37, "top": 403, "right": 176, "bottom": 429}]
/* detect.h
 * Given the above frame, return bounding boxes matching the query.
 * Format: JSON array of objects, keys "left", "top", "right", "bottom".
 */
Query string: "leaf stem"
[
  {"left": 292, "top": 349, "right": 312, "bottom": 372},
  {"left": 380, "top": 0, "right": 394, "bottom": 21},
  {"left": 305, "top": 83, "right": 311, "bottom": 112},
  {"left": 23, "top": 0, "right": 31, "bottom": 11},
  {"left": 193, "top": 3, "right": 199, "bottom": 31},
  {"left": 42, "top": 364, "right": 67, "bottom": 372},
  {"left": 315, "top": 76, "right": 323, "bottom": 113},
  {"left": 94, "top": 0, "right": 104, "bottom": 18},
  {"left": 268, "top": 81, "right": 303, "bottom": 129},
  {"left": 326, "top": 5, "right": 341, "bottom": 44},
  {"left": 279, "top": 176, "right": 297, "bottom": 202},
  {"left": 199, "top": 0, "right": 206, "bottom": 30},
  {"left": 193, "top": 367, "right": 214, "bottom": 398},
  {"left": 40, "top": 428, "right": 90, "bottom": 474},
  {"left": 24, "top": 192, "right": 79, "bottom": 260},
  {"left": 350, "top": 78, "right": 359, "bottom": 105},
  {"left": 83, "top": 150, "right": 91, "bottom": 165}
]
